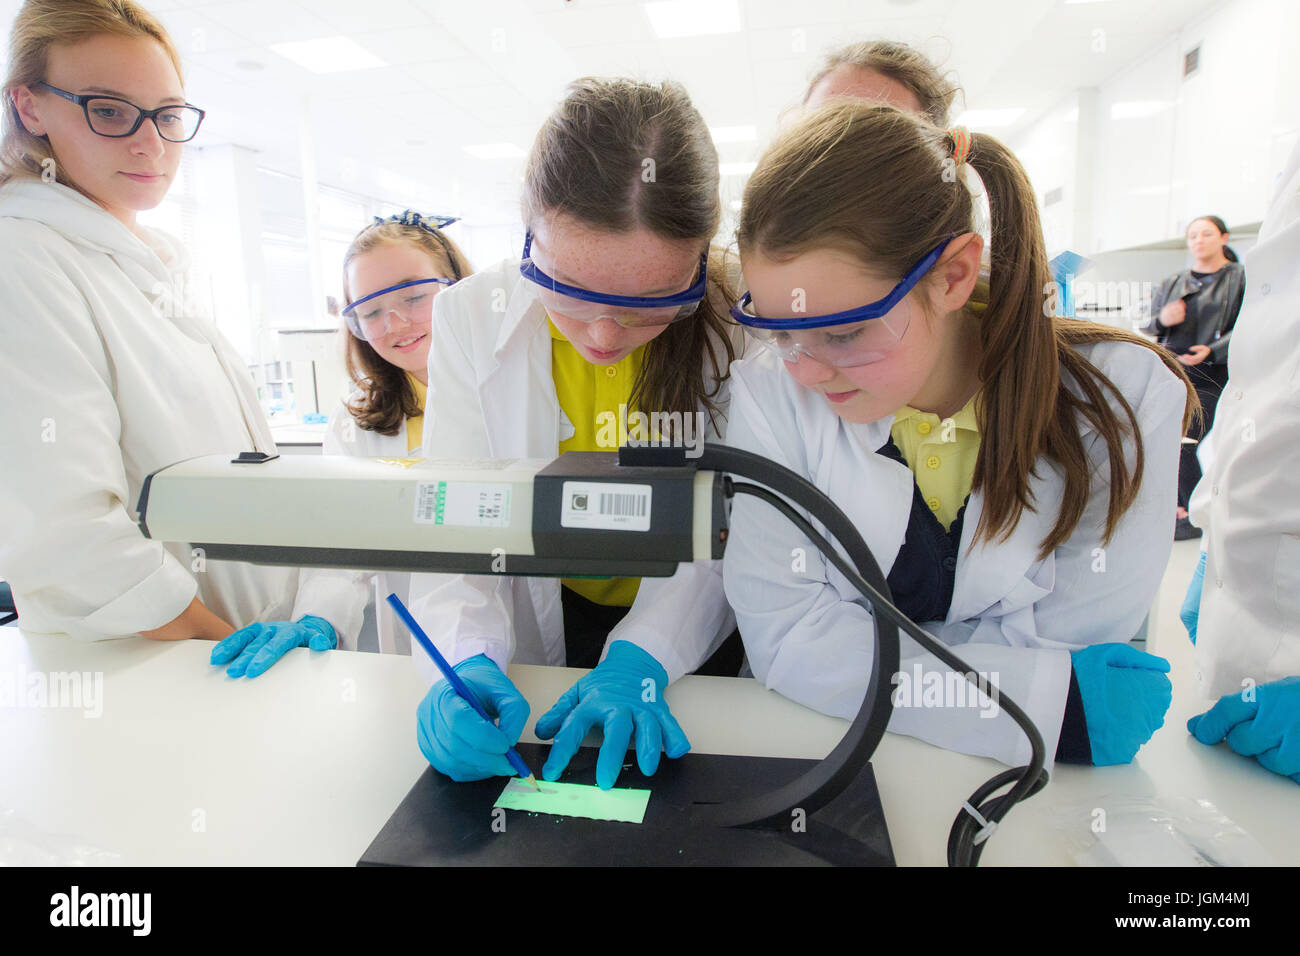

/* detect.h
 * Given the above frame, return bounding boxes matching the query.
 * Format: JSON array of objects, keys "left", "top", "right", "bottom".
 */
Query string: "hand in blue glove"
[
  {"left": 1188, "top": 676, "right": 1300, "bottom": 783},
  {"left": 417, "top": 655, "right": 530, "bottom": 782},
  {"left": 211, "top": 615, "right": 336, "bottom": 678},
  {"left": 535, "top": 641, "right": 690, "bottom": 790},
  {"left": 1070, "top": 642, "right": 1172, "bottom": 765},
  {"left": 1180, "top": 551, "right": 1206, "bottom": 645}
]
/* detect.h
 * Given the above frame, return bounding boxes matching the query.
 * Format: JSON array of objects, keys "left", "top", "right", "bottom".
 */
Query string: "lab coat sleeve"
[
  {"left": 722, "top": 367, "right": 882, "bottom": 719},
  {"left": 289, "top": 404, "right": 373, "bottom": 649},
  {"left": 0, "top": 263, "right": 197, "bottom": 639},
  {"left": 606, "top": 562, "right": 735, "bottom": 683},
  {"left": 406, "top": 294, "right": 517, "bottom": 680},
  {"left": 1024, "top": 353, "right": 1186, "bottom": 650},
  {"left": 601, "top": 374, "right": 738, "bottom": 682}
]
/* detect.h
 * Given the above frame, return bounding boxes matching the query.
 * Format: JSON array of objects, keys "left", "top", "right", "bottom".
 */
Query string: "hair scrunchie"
[{"left": 947, "top": 126, "right": 971, "bottom": 166}]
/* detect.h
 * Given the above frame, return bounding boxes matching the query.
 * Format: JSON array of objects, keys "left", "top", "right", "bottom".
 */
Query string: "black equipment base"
[{"left": 358, "top": 743, "right": 894, "bottom": 866}]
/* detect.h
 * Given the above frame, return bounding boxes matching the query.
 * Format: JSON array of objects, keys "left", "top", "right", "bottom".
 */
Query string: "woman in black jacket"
[{"left": 1145, "top": 215, "right": 1245, "bottom": 539}]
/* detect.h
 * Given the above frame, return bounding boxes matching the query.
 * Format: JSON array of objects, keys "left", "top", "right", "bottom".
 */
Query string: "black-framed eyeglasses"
[{"left": 35, "top": 81, "right": 206, "bottom": 143}]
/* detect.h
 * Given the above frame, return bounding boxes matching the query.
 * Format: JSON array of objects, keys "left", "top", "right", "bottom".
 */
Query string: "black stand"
[{"left": 358, "top": 742, "right": 892, "bottom": 866}]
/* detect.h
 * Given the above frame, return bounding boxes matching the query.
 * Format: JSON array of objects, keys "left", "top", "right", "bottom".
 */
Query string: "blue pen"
[{"left": 385, "top": 593, "right": 539, "bottom": 790}]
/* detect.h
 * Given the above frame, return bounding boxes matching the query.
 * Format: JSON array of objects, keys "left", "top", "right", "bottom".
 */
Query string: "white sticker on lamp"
[
  {"left": 560, "top": 481, "right": 651, "bottom": 532},
  {"left": 414, "top": 481, "right": 511, "bottom": 527}
]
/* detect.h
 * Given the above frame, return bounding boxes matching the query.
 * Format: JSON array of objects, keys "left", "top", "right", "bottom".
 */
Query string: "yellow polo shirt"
[
  {"left": 549, "top": 316, "right": 644, "bottom": 607},
  {"left": 405, "top": 373, "right": 427, "bottom": 454},
  {"left": 889, "top": 393, "right": 981, "bottom": 531}
]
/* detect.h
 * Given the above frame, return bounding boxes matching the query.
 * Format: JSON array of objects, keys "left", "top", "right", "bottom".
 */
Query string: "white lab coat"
[
  {"left": 407, "top": 258, "right": 740, "bottom": 688},
  {"left": 0, "top": 179, "right": 297, "bottom": 639},
  {"left": 1189, "top": 138, "right": 1300, "bottom": 699},
  {"left": 723, "top": 340, "right": 1187, "bottom": 767},
  {"left": 290, "top": 397, "right": 416, "bottom": 653}
]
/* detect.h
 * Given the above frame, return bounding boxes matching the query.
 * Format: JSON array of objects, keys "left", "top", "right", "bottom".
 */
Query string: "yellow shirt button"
[
  {"left": 925, "top": 455, "right": 941, "bottom": 470},
  {"left": 605, "top": 366, "right": 617, "bottom": 378},
  {"left": 916, "top": 421, "right": 932, "bottom": 435},
  {"left": 926, "top": 496, "right": 941, "bottom": 512}
]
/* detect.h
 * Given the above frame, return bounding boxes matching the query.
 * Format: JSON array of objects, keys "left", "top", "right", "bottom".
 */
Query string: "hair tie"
[{"left": 947, "top": 126, "right": 971, "bottom": 167}]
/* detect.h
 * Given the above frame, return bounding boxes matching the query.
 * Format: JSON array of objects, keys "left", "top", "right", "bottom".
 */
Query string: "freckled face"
[
  {"left": 741, "top": 247, "right": 945, "bottom": 425},
  {"left": 529, "top": 214, "right": 704, "bottom": 365}
]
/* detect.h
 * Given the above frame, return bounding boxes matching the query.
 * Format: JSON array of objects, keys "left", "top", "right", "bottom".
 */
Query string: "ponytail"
[{"left": 966, "top": 131, "right": 1199, "bottom": 557}]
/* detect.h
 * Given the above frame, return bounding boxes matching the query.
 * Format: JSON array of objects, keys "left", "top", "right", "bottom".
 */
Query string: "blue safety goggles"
[
  {"left": 342, "top": 277, "right": 456, "bottom": 341},
  {"left": 730, "top": 237, "right": 954, "bottom": 367},
  {"left": 519, "top": 231, "right": 709, "bottom": 327}
]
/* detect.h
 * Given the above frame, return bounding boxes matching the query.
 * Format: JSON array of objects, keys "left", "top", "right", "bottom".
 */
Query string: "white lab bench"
[
  {"left": 268, "top": 422, "right": 327, "bottom": 455},
  {"left": 2, "top": 598, "right": 1296, "bottom": 866}
]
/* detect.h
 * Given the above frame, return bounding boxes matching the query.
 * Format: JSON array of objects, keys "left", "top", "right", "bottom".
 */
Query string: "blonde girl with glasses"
[{"left": 0, "top": 0, "right": 299, "bottom": 645}]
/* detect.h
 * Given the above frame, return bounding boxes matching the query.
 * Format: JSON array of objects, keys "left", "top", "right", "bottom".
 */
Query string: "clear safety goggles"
[
  {"left": 730, "top": 237, "right": 954, "bottom": 368},
  {"left": 341, "top": 278, "right": 455, "bottom": 341},
  {"left": 519, "top": 231, "right": 709, "bottom": 328}
]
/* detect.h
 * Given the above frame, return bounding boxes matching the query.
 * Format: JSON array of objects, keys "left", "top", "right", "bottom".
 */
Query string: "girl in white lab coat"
[
  {"left": 410, "top": 78, "right": 744, "bottom": 789},
  {"left": 212, "top": 211, "right": 473, "bottom": 672},
  {"left": 723, "top": 102, "right": 1201, "bottom": 769},
  {"left": 0, "top": 0, "right": 296, "bottom": 641}
]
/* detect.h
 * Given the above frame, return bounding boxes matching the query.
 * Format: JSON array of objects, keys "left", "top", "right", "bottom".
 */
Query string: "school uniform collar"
[{"left": 891, "top": 392, "right": 981, "bottom": 435}]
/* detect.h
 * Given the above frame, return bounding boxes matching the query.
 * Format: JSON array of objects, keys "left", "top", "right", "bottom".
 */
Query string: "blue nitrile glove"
[
  {"left": 535, "top": 640, "right": 690, "bottom": 790},
  {"left": 1188, "top": 676, "right": 1300, "bottom": 783},
  {"left": 1180, "top": 551, "right": 1206, "bottom": 645},
  {"left": 1070, "top": 643, "right": 1173, "bottom": 765},
  {"left": 416, "top": 654, "right": 530, "bottom": 782},
  {"left": 211, "top": 615, "right": 336, "bottom": 678}
]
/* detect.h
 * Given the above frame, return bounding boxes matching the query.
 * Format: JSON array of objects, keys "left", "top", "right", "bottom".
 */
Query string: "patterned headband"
[{"left": 373, "top": 209, "right": 459, "bottom": 235}]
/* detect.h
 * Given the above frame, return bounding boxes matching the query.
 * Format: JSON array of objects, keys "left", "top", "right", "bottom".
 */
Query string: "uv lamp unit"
[{"left": 137, "top": 449, "right": 728, "bottom": 579}]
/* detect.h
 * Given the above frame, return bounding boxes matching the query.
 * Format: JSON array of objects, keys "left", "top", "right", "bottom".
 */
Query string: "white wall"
[{"left": 1011, "top": 0, "right": 1299, "bottom": 255}]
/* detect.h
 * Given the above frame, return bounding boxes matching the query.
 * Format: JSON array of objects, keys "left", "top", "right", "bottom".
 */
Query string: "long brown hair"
[
  {"left": 738, "top": 101, "right": 1199, "bottom": 559},
  {"left": 522, "top": 77, "right": 738, "bottom": 432},
  {"left": 341, "top": 214, "right": 473, "bottom": 436},
  {"left": 803, "top": 40, "right": 960, "bottom": 125},
  {"left": 2, "top": 0, "right": 184, "bottom": 189}
]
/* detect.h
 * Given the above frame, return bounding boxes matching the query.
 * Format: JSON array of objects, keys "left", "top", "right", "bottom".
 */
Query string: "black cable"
[
  {"left": 727, "top": 480, "right": 1050, "bottom": 867},
  {"left": 690, "top": 444, "right": 901, "bottom": 830}
]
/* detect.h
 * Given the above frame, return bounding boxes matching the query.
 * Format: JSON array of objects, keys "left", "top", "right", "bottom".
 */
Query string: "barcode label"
[
  {"left": 560, "top": 481, "right": 652, "bottom": 532},
  {"left": 599, "top": 492, "right": 647, "bottom": 518},
  {"left": 414, "top": 481, "right": 511, "bottom": 527}
]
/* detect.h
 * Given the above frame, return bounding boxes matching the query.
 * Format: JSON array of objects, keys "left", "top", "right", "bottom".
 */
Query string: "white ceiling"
[{"left": 3, "top": 0, "right": 1225, "bottom": 226}]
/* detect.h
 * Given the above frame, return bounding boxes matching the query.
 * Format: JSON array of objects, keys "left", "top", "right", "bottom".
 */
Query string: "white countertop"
[{"left": 2, "top": 581, "right": 1295, "bottom": 866}]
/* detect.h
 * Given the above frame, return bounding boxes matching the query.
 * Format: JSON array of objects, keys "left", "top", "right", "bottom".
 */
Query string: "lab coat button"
[
  {"left": 1261, "top": 283, "right": 1271, "bottom": 295},
  {"left": 1234, "top": 390, "right": 1243, "bottom": 400},
  {"left": 1212, "top": 485, "right": 1219, "bottom": 495}
]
